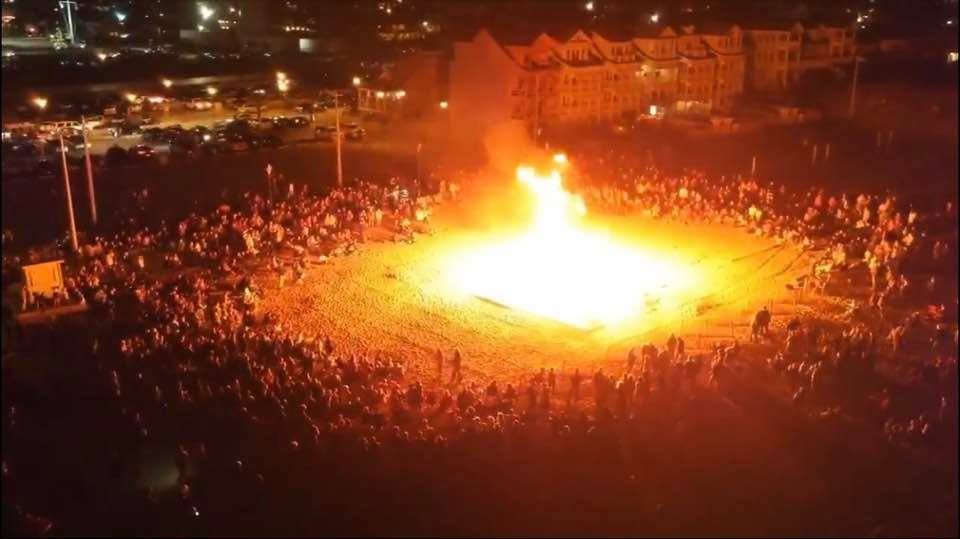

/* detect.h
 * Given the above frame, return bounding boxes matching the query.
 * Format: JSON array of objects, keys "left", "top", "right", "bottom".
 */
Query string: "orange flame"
[{"left": 448, "top": 165, "right": 695, "bottom": 329}]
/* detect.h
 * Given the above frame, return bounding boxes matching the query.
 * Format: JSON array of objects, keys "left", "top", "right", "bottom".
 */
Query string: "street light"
[
  {"left": 198, "top": 2, "right": 215, "bottom": 21},
  {"left": 162, "top": 78, "right": 173, "bottom": 89},
  {"left": 276, "top": 71, "right": 287, "bottom": 81},
  {"left": 206, "top": 86, "right": 218, "bottom": 97},
  {"left": 352, "top": 76, "right": 362, "bottom": 87},
  {"left": 439, "top": 100, "right": 448, "bottom": 110},
  {"left": 31, "top": 97, "right": 49, "bottom": 111}
]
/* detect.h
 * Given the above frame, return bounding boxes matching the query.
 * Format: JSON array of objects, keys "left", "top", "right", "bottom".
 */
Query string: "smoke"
[
  {"left": 441, "top": 121, "right": 572, "bottom": 231},
  {"left": 483, "top": 121, "right": 535, "bottom": 178}
]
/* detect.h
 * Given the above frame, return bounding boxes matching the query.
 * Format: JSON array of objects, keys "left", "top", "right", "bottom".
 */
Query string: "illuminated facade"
[
  {"left": 797, "top": 23, "right": 857, "bottom": 70},
  {"left": 451, "top": 22, "right": 856, "bottom": 131},
  {"left": 745, "top": 22, "right": 856, "bottom": 94},
  {"left": 744, "top": 25, "right": 803, "bottom": 93},
  {"left": 451, "top": 24, "right": 745, "bottom": 133}
]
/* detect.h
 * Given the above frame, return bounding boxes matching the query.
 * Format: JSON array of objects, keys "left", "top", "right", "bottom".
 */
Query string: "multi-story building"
[
  {"left": 798, "top": 23, "right": 857, "bottom": 70},
  {"left": 744, "top": 24, "right": 802, "bottom": 93},
  {"left": 449, "top": 24, "right": 745, "bottom": 135},
  {"left": 447, "top": 19, "right": 853, "bottom": 133},
  {"left": 745, "top": 22, "right": 855, "bottom": 95},
  {"left": 696, "top": 24, "right": 746, "bottom": 111}
]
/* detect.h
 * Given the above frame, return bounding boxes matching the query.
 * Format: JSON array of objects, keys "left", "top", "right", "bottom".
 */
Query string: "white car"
[
  {"left": 82, "top": 115, "right": 105, "bottom": 129},
  {"left": 186, "top": 98, "right": 213, "bottom": 111},
  {"left": 37, "top": 120, "right": 82, "bottom": 135}
]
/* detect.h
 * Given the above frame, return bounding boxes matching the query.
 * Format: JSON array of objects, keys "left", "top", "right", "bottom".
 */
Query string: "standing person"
[
  {"left": 568, "top": 369, "right": 582, "bottom": 406},
  {"left": 435, "top": 349, "right": 444, "bottom": 382},
  {"left": 450, "top": 350, "right": 462, "bottom": 385},
  {"left": 667, "top": 334, "right": 678, "bottom": 358},
  {"left": 547, "top": 368, "right": 557, "bottom": 395}
]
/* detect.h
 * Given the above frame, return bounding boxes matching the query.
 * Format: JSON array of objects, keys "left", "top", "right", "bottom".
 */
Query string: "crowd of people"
[
  {"left": 1, "top": 151, "right": 957, "bottom": 536},
  {"left": 572, "top": 152, "right": 957, "bottom": 433}
]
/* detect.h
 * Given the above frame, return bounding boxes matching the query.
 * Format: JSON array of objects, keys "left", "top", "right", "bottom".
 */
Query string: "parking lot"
[
  {"left": 3, "top": 81, "right": 377, "bottom": 170},
  {"left": 2, "top": 93, "right": 387, "bottom": 176}
]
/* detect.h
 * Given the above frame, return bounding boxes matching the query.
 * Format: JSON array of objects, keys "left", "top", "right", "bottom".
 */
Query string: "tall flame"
[{"left": 449, "top": 164, "right": 694, "bottom": 329}]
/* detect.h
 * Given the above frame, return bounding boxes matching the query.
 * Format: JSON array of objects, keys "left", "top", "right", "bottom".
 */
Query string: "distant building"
[
  {"left": 676, "top": 24, "right": 746, "bottom": 114},
  {"left": 745, "top": 22, "right": 855, "bottom": 95},
  {"left": 447, "top": 20, "right": 855, "bottom": 133},
  {"left": 358, "top": 51, "right": 448, "bottom": 117},
  {"left": 177, "top": 0, "right": 323, "bottom": 53},
  {"left": 449, "top": 24, "right": 745, "bottom": 136},
  {"left": 744, "top": 24, "right": 804, "bottom": 93},
  {"left": 798, "top": 23, "right": 857, "bottom": 70}
]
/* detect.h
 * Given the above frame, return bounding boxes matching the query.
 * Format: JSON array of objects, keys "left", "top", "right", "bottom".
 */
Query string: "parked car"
[
  {"left": 171, "top": 139, "right": 200, "bottom": 158},
  {"left": 223, "top": 134, "right": 250, "bottom": 153},
  {"left": 275, "top": 116, "right": 309, "bottom": 128},
  {"left": 250, "top": 133, "right": 283, "bottom": 149},
  {"left": 128, "top": 144, "right": 156, "bottom": 159},
  {"left": 345, "top": 128, "right": 367, "bottom": 141},
  {"left": 142, "top": 128, "right": 167, "bottom": 143},
  {"left": 185, "top": 98, "right": 213, "bottom": 111},
  {"left": 82, "top": 115, "right": 105, "bottom": 129},
  {"left": 295, "top": 101, "right": 326, "bottom": 114},
  {"left": 314, "top": 125, "right": 337, "bottom": 141},
  {"left": 235, "top": 104, "right": 263, "bottom": 116},
  {"left": 224, "top": 119, "right": 252, "bottom": 133},
  {"left": 252, "top": 117, "right": 276, "bottom": 130},
  {"left": 191, "top": 125, "right": 213, "bottom": 142}
]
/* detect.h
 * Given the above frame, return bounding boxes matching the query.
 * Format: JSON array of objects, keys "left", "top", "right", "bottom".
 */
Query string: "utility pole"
[
  {"left": 58, "top": 131, "right": 79, "bottom": 252},
  {"left": 848, "top": 56, "right": 862, "bottom": 119},
  {"left": 265, "top": 163, "right": 273, "bottom": 203},
  {"left": 59, "top": 1, "right": 78, "bottom": 45},
  {"left": 532, "top": 75, "right": 542, "bottom": 146},
  {"left": 416, "top": 141, "right": 422, "bottom": 181},
  {"left": 334, "top": 92, "right": 343, "bottom": 187},
  {"left": 80, "top": 116, "right": 98, "bottom": 225}
]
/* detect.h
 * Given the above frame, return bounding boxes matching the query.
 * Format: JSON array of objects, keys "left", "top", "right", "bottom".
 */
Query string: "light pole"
[
  {"left": 80, "top": 116, "right": 98, "bottom": 225},
  {"left": 59, "top": 0, "right": 78, "bottom": 45},
  {"left": 58, "top": 131, "right": 80, "bottom": 252},
  {"left": 32, "top": 97, "right": 48, "bottom": 156},
  {"left": 276, "top": 72, "right": 290, "bottom": 101},
  {"left": 416, "top": 141, "right": 422, "bottom": 182},
  {"left": 532, "top": 75, "right": 542, "bottom": 146},
  {"left": 334, "top": 92, "right": 343, "bottom": 187},
  {"left": 206, "top": 86, "right": 218, "bottom": 123},
  {"left": 32, "top": 96, "right": 49, "bottom": 114},
  {"left": 848, "top": 56, "right": 863, "bottom": 119}
]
